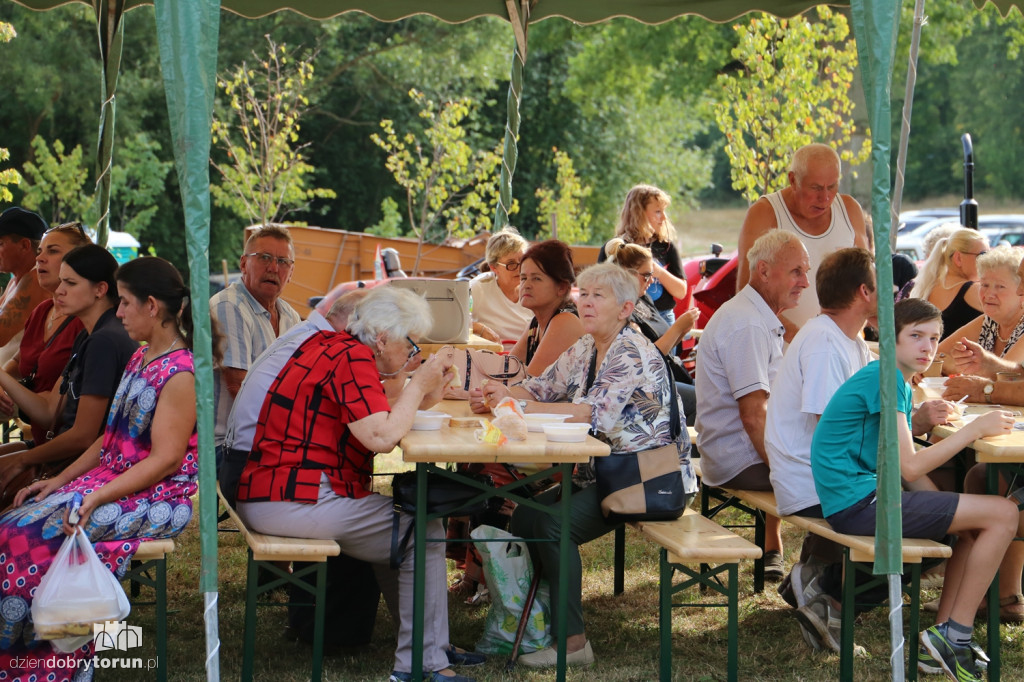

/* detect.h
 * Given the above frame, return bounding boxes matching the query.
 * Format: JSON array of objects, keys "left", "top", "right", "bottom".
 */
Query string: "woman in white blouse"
[{"left": 469, "top": 226, "right": 532, "bottom": 348}]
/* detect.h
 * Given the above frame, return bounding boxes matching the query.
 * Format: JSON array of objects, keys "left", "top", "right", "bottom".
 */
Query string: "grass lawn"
[{"left": 103, "top": 448, "right": 1024, "bottom": 681}]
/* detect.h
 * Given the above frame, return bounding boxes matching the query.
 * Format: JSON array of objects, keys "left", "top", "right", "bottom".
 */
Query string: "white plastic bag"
[
  {"left": 31, "top": 527, "right": 130, "bottom": 653},
  {"left": 471, "top": 524, "right": 551, "bottom": 655}
]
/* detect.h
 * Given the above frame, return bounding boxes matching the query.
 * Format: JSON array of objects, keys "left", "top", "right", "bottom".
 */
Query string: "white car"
[{"left": 896, "top": 214, "right": 1024, "bottom": 261}]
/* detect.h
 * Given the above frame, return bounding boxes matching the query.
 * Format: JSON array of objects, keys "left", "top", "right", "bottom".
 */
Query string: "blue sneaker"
[
  {"left": 921, "top": 623, "right": 982, "bottom": 682},
  {"left": 388, "top": 671, "right": 476, "bottom": 682},
  {"left": 445, "top": 645, "right": 486, "bottom": 667},
  {"left": 918, "top": 643, "right": 943, "bottom": 675}
]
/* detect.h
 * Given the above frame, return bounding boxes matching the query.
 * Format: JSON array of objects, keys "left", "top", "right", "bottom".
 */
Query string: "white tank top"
[{"left": 764, "top": 190, "right": 857, "bottom": 329}]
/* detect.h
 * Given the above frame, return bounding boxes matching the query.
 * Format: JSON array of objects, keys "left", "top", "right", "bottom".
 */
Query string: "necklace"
[
  {"left": 939, "top": 275, "right": 967, "bottom": 290},
  {"left": 998, "top": 310, "right": 1024, "bottom": 344},
  {"left": 148, "top": 335, "right": 181, "bottom": 361},
  {"left": 46, "top": 307, "right": 65, "bottom": 331}
]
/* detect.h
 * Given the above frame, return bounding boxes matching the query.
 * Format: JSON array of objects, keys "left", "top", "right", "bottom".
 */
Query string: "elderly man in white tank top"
[{"left": 736, "top": 143, "right": 869, "bottom": 340}]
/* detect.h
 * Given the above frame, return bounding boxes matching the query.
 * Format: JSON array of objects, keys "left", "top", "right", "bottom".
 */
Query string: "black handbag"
[
  {"left": 592, "top": 351, "right": 686, "bottom": 523},
  {"left": 389, "top": 470, "right": 499, "bottom": 568}
]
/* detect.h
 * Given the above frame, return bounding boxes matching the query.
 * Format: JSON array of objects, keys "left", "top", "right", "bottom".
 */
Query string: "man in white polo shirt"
[{"left": 695, "top": 230, "right": 809, "bottom": 582}]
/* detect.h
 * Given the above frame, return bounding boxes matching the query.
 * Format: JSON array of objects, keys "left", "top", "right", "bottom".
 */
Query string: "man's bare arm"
[
  {"left": 735, "top": 200, "right": 777, "bottom": 292},
  {"left": 737, "top": 389, "right": 770, "bottom": 465},
  {"left": 0, "top": 278, "right": 46, "bottom": 347},
  {"left": 842, "top": 195, "right": 870, "bottom": 250}
]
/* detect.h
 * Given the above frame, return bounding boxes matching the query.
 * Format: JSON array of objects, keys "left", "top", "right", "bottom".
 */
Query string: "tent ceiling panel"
[{"left": 14, "top": 0, "right": 848, "bottom": 23}]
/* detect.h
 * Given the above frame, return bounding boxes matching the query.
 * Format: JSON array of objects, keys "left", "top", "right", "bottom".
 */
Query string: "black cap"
[{"left": 0, "top": 207, "right": 47, "bottom": 241}]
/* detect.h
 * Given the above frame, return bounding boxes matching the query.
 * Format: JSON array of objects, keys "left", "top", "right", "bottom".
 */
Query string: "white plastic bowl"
[
  {"left": 918, "top": 377, "right": 946, "bottom": 390},
  {"left": 524, "top": 413, "right": 571, "bottom": 432},
  {"left": 542, "top": 423, "right": 590, "bottom": 443},
  {"left": 412, "top": 411, "right": 448, "bottom": 431}
]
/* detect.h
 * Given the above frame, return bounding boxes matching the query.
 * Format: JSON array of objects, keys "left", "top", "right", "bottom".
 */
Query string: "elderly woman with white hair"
[
  {"left": 935, "top": 245, "right": 1024, "bottom": 375},
  {"left": 235, "top": 286, "right": 481, "bottom": 682},
  {"left": 478, "top": 262, "right": 696, "bottom": 668},
  {"left": 470, "top": 226, "right": 532, "bottom": 347}
]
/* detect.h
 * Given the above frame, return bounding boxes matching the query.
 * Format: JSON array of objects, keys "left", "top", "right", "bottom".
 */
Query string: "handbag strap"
[
  {"left": 661, "top": 354, "right": 681, "bottom": 440},
  {"left": 390, "top": 508, "right": 414, "bottom": 570}
]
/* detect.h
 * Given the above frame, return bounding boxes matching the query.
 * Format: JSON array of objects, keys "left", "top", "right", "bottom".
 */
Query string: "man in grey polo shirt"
[
  {"left": 211, "top": 225, "right": 302, "bottom": 463},
  {"left": 695, "top": 230, "right": 810, "bottom": 582}
]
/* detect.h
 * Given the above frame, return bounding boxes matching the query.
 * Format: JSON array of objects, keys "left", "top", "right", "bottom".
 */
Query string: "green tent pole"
[
  {"left": 153, "top": 1, "right": 221, "bottom": 679},
  {"left": 850, "top": 0, "right": 903, "bottom": 678},
  {"left": 493, "top": 1, "right": 528, "bottom": 231},
  {"left": 93, "top": 0, "right": 125, "bottom": 248}
]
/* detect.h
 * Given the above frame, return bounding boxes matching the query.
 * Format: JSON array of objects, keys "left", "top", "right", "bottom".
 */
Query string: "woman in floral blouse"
[{"left": 476, "top": 262, "right": 696, "bottom": 668}]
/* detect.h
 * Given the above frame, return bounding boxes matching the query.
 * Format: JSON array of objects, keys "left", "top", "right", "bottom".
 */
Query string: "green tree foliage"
[
  {"left": 521, "top": 18, "right": 722, "bottom": 236},
  {"left": 535, "top": 147, "right": 592, "bottom": 244},
  {"left": 20, "top": 136, "right": 92, "bottom": 223},
  {"left": 108, "top": 132, "right": 173, "bottom": 237},
  {"left": 365, "top": 196, "right": 404, "bottom": 238},
  {"left": 0, "top": 21, "right": 21, "bottom": 202},
  {"left": 371, "top": 89, "right": 514, "bottom": 273},
  {"left": 714, "top": 7, "right": 871, "bottom": 203},
  {"left": 210, "top": 36, "right": 337, "bottom": 228}
]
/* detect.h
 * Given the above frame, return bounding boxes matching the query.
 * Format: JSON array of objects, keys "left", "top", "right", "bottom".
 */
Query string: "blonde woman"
[
  {"left": 598, "top": 184, "right": 687, "bottom": 325},
  {"left": 909, "top": 227, "right": 988, "bottom": 340}
]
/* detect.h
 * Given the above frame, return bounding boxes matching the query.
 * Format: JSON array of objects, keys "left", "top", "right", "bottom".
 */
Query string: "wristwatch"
[{"left": 984, "top": 382, "right": 995, "bottom": 403}]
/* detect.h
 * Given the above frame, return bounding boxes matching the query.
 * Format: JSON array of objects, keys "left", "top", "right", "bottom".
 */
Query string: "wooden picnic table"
[
  {"left": 400, "top": 399, "right": 609, "bottom": 682},
  {"left": 923, "top": 386, "right": 1024, "bottom": 682}
]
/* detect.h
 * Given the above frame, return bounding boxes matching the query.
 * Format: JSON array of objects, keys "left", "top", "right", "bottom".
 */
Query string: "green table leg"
[
  {"left": 412, "top": 463, "right": 428, "bottom": 682},
  {"left": 556, "top": 463, "right": 572, "bottom": 682}
]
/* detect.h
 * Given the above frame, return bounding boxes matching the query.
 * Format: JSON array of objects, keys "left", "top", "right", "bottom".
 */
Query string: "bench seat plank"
[
  {"left": 219, "top": 493, "right": 340, "bottom": 562},
  {"left": 635, "top": 509, "right": 761, "bottom": 563}
]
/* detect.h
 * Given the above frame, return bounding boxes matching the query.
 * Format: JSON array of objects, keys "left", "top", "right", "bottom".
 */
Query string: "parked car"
[
  {"left": 897, "top": 214, "right": 1024, "bottom": 261},
  {"left": 896, "top": 208, "right": 959, "bottom": 236}
]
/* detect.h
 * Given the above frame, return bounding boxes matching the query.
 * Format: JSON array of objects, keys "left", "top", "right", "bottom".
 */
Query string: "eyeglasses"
[
  {"left": 244, "top": 251, "right": 295, "bottom": 268},
  {"left": 44, "top": 222, "right": 90, "bottom": 241},
  {"left": 963, "top": 250, "right": 989, "bottom": 257},
  {"left": 405, "top": 336, "right": 421, "bottom": 361},
  {"left": 634, "top": 270, "right": 655, "bottom": 283},
  {"left": 493, "top": 260, "right": 521, "bottom": 272}
]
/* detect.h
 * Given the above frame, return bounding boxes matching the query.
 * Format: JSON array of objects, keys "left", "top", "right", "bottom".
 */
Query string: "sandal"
[{"left": 976, "top": 594, "right": 1024, "bottom": 624}]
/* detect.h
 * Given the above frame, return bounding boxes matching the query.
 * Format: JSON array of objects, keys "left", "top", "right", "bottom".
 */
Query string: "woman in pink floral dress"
[{"left": 0, "top": 257, "right": 213, "bottom": 680}]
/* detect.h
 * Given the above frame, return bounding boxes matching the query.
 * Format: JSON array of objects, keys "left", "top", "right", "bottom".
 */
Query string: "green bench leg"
[
  {"left": 242, "top": 552, "right": 259, "bottom": 682},
  {"left": 659, "top": 548, "right": 672, "bottom": 681},
  {"left": 124, "top": 556, "right": 168, "bottom": 682},
  {"left": 840, "top": 549, "right": 925, "bottom": 681},
  {"left": 658, "top": 550, "right": 741, "bottom": 682},
  {"left": 241, "top": 554, "right": 329, "bottom": 682}
]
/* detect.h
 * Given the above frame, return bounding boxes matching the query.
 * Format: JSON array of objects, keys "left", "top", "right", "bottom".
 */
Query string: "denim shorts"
[{"left": 826, "top": 489, "right": 958, "bottom": 541}]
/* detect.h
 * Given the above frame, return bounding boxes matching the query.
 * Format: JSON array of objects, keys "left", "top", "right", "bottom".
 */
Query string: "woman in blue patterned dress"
[
  {"left": 0, "top": 257, "right": 209, "bottom": 680},
  {"left": 478, "top": 263, "right": 697, "bottom": 669}
]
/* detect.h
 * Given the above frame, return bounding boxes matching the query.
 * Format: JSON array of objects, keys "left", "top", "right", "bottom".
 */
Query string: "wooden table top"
[
  {"left": 920, "top": 383, "right": 1024, "bottom": 461},
  {"left": 401, "top": 426, "right": 609, "bottom": 464},
  {"left": 420, "top": 334, "right": 502, "bottom": 356}
]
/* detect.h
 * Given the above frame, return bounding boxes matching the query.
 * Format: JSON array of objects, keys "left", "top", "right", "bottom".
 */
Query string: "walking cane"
[{"left": 505, "top": 563, "right": 542, "bottom": 671}]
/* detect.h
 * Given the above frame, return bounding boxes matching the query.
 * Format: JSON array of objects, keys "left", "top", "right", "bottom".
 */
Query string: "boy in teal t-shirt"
[{"left": 811, "top": 298, "right": 1018, "bottom": 681}]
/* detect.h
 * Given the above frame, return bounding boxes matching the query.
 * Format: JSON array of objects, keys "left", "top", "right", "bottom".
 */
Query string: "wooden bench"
[
  {"left": 122, "top": 538, "right": 175, "bottom": 682},
  {"left": 693, "top": 461, "right": 952, "bottom": 681},
  {"left": 632, "top": 508, "right": 761, "bottom": 682},
  {"left": 217, "top": 486, "right": 341, "bottom": 682}
]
